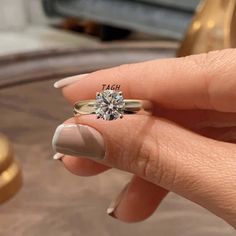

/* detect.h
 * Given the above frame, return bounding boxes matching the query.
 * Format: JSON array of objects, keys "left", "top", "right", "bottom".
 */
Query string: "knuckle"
[
  {"left": 129, "top": 136, "right": 168, "bottom": 184},
  {"left": 135, "top": 140, "right": 160, "bottom": 180},
  {"left": 190, "top": 49, "right": 236, "bottom": 110},
  {"left": 132, "top": 139, "right": 178, "bottom": 188},
  {"left": 111, "top": 118, "right": 180, "bottom": 189},
  {"left": 187, "top": 49, "right": 236, "bottom": 76},
  {"left": 185, "top": 50, "right": 224, "bottom": 110},
  {"left": 190, "top": 51, "right": 217, "bottom": 70}
]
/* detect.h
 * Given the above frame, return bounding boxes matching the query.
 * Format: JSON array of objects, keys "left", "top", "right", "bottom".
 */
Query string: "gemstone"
[{"left": 95, "top": 90, "right": 125, "bottom": 120}]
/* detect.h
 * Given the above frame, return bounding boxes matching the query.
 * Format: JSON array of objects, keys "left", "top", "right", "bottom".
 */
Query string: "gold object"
[
  {"left": 177, "top": 0, "right": 236, "bottom": 57},
  {"left": 0, "top": 134, "right": 22, "bottom": 204}
]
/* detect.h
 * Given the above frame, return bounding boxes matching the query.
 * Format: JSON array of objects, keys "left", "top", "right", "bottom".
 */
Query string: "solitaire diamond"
[{"left": 95, "top": 90, "right": 125, "bottom": 120}]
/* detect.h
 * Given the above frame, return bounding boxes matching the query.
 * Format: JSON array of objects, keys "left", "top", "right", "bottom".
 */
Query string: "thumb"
[{"left": 52, "top": 115, "right": 236, "bottom": 226}]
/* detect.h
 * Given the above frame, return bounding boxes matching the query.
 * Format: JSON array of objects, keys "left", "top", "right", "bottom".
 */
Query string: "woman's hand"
[{"left": 52, "top": 49, "right": 236, "bottom": 227}]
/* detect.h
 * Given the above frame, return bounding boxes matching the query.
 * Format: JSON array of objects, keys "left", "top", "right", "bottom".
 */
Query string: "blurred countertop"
[{"left": 0, "top": 26, "right": 99, "bottom": 56}]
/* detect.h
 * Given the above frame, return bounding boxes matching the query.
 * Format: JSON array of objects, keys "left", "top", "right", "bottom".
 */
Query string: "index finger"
[{"left": 60, "top": 49, "right": 236, "bottom": 112}]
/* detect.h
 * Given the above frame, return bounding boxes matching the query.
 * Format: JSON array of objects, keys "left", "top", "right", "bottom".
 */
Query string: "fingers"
[
  {"left": 53, "top": 119, "right": 110, "bottom": 177},
  {"left": 52, "top": 115, "right": 236, "bottom": 226},
  {"left": 107, "top": 176, "right": 168, "bottom": 222},
  {"left": 61, "top": 155, "right": 110, "bottom": 176},
  {"left": 54, "top": 135, "right": 168, "bottom": 223},
  {"left": 60, "top": 49, "right": 236, "bottom": 112},
  {"left": 156, "top": 109, "right": 236, "bottom": 129},
  {"left": 54, "top": 126, "right": 236, "bottom": 178}
]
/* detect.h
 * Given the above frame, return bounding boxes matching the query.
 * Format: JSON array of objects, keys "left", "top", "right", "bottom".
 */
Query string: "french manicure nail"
[
  {"left": 53, "top": 73, "right": 89, "bottom": 88},
  {"left": 107, "top": 183, "right": 129, "bottom": 218},
  {"left": 52, "top": 124, "right": 105, "bottom": 159},
  {"left": 53, "top": 153, "right": 64, "bottom": 161}
]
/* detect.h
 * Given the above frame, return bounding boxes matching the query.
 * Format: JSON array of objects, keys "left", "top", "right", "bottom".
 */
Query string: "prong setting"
[{"left": 95, "top": 90, "right": 125, "bottom": 121}]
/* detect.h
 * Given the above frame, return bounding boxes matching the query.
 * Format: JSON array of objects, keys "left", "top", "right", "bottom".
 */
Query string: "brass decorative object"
[
  {"left": 177, "top": 0, "right": 236, "bottom": 57},
  {"left": 0, "top": 134, "right": 22, "bottom": 204}
]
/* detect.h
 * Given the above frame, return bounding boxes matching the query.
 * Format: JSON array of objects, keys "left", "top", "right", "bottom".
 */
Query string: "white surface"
[
  {"left": 0, "top": 0, "right": 98, "bottom": 55},
  {"left": 0, "top": 0, "right": 55, "bottom": 30},
  {"left": 0, "top": 27, "right": 98, "bottom": 55},
  {"left": 0, "top": 0, "right": 28, "bottom": 30}
]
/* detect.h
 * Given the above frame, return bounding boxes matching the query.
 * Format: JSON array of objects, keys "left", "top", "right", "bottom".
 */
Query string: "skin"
[{"left": 58, "top": 49, "right": 236, "bottom": 227}]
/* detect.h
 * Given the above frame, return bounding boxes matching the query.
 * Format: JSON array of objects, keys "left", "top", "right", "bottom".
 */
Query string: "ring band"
[
  {"left": 74, "top": 99, "right": 152, "bottom": 114},
  {"left": 73, "top": 90, "right": 152, "bottom": 121}
]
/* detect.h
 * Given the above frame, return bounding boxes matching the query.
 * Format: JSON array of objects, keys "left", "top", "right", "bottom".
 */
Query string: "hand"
[{"left": 52, "top": 49, "right": 236, "bottom": 227}]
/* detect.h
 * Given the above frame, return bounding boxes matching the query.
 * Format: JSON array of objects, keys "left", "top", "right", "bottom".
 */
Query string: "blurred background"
[
  {"left": 0, "top": 0, "right": 196, "bottom": 54},
  {"left": 0, "top": 0, "right": 235, "bottom": 235}
]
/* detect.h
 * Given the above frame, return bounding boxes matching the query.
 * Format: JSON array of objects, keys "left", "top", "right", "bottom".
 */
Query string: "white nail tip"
[
  {"left": 52, "top": 124, "right": 65, "bottom": 149},
  {"left": 53, "top": 73, "right": 89, "bottom": 88},
  {"left": 52, "top": 124, "right": 77, "bottom": 150},
  {"left": 106, "top": 207, "right": 115, "bottom": 215},
  {"left": 53, "top": 153, "right": 64, "bottom": 160}
]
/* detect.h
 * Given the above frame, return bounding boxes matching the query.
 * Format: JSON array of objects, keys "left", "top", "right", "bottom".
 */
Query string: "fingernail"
[
  {"left": 53, "top": 153, "right": 64, "bottom": 161},
  {"left": 52, "top": 124, "right": 105, "bottom": 159},
  {"left": 53, "top": 73, "right": 89, "bottom": 88},
  {"left": 107, "top": 183, "right": 129, "bottom": 218}
]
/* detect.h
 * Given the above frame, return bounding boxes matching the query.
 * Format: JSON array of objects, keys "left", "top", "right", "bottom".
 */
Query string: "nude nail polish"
[
  {"left": 52, "top": 124, "right": 105, "bottom": 159},
  {"left": 53, "top": 73, "right": 89, "bottom": 88}
]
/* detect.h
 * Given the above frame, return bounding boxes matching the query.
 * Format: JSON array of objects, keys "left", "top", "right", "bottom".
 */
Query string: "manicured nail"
[
  {"left": 53, "top": 153, "right": 64, "bottom": 161},
  {"left": 52, "top": 124, "right": 105, "bottom": 159},
  {"left": 107, "top": 183, "right": 129, "bottom": 218},
  {"left": 53, "top": 73, "right": 89, "bottom": 88}
]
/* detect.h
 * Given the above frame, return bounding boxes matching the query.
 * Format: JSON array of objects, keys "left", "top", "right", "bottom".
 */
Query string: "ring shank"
[{"left": 73, "top": 99, "right": 152, "bottom": 116}]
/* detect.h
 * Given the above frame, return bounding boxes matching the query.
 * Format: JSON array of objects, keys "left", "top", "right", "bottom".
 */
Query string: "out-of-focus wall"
[
  {"left": 0, "top": 0, "right": 28, "bottom": 30},
  {"left": 0, "top": 0, "right": 53, "bottom": 30}
]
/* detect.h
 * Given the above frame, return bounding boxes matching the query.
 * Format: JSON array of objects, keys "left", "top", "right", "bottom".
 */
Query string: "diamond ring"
[{"left": 73, "top": 89, "right": 152, "bottom": 121}]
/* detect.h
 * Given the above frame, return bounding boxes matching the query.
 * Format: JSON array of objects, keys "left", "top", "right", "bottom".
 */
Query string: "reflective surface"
[
  {"left": 178, "top": 0, "right": 236, "bottom": 56},
  {"left": 0, "top": 135, "right": 22, "bottom": 204}
]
